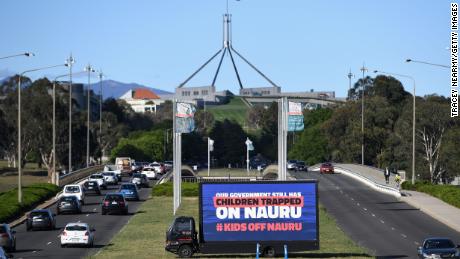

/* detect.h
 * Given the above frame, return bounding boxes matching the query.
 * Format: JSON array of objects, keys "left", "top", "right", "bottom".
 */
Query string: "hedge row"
[
  {"left": 0, "top": 183, "right": 60, "bottom": 223},
  {"left": 402, "top": 181, "right": 460, "bottom": 209},
  {"left": 151, "top": 182, "right": 198, "bottom": 197}
]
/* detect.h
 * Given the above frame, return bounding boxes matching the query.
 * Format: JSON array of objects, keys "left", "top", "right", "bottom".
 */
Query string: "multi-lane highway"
[
  {"left": 294, "top": 171, "right": 460, "bottom": 258},
  {"left": 10, "top": 177, "right": 155, "bottom": 259}
]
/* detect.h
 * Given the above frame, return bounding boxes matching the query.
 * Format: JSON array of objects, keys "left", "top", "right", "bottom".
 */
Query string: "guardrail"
[
  {"left": 309, "top": 163, "right": 401, "bottom": 197},
  {"left": 59, "top": 165, "right": 104, "bottom": 187}
]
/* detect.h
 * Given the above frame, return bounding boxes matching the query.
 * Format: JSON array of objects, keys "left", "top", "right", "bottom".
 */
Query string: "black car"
[
  {"left": 101, "top": 193, "right": 128, "bottom": 215},
  {"left": 57, "top": 196, "right": 82, "bottom": 214},
  {"left": 83, "top": 180, "right": 102, "bottom": 195},
  {"left": 418, "top": 238, "right": 460, "bottom": 258},
  {"left": 294, "top": 161, "right": 307, "bottom": 171},
  {"left": 26, "top": 209, "right": 56, "bottom": 231}
]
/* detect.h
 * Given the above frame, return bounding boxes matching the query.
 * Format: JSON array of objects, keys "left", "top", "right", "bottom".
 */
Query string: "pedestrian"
[{"left": 384, "top": 167, "right": 390, "bottom": 184}]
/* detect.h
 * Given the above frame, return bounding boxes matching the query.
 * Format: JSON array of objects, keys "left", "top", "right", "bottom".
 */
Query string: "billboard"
[{"left": 200, "top": 182, "right": 318, "bottom": 242}]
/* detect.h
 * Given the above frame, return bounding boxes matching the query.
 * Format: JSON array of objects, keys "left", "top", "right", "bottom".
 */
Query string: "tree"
[
  {"left": 246, "top": 105, "right": 266, "bottom": 129},
  {"left": 194, "top": 110, "right": 215, "bottom": 135},
  {"left": 209, "top": 119, "right": 247, "bottom": 166}
]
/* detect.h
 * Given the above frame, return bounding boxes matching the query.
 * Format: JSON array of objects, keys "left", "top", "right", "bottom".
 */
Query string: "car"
[
  {"left": 62, "top": 184, "right": 85, "bottom": 204},
  {"left": 26, "top": 209, "right": 56, "bottom": 231},
  {"left": 102, "top": 172, "right": 118, "bottom": 185},
  {"left": 57, "top": 196, "right": 82, "bottom": 215},
  {"left": 417, "top": 237, "right": 460, "bottom": 258},
  {"left": 294, "top": 161, "right": 307, "bottom": 171},
  {"left": 83, "top": 180, "right": 101, "bottom": 195},
  {"left": 141, "top": 167, "right": 157, "bottom": 180},
  {"left": 89, "top": 173, "right": 107, "bottom": 189},
  {"left": 131, "top": 173, "right": 150, "bottom": 188},
  {"left": 287, "top": 160, "right": 298, "bottom": 170},
  {"left": 118, "top": 183, "right": 140, "bottom": 201},
  {"left": 104, "top": 164, "right": 122, "bottom": 181},
  {"left": 320, "top": 162, "right": 334, "bottom": 174},
  {"left": 164, "top": 161, "right": 173, "bottom": 171},
  {"left": 0, "top": 224, "right": 16, "bottom": 252},
  {"left": 101, "top": 193, "right": 129, "bottom": 215},
  {"left": 60, "top": 222, "right": 95, "bottom": 248},
  {"left": 149, "top": 162, "right": 164, "bottom": 174}
]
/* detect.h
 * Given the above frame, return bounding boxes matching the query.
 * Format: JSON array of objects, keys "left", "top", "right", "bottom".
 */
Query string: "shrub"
[
  {"left": 0, "top": 183, "right": 60, "bottom": 223},
  {"left": 152, "top": 182, "right": 198, "bottom": 197}
]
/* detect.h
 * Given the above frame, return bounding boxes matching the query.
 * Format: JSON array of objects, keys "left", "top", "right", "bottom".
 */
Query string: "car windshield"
[
  {"left": 322, "top": 163, "right": 331, "bottom": 167},
  {"left": 102, "top": 172, "right": 114, "bottom": 176},
  {"left": 132, "top": 174, "right": 142, "bottom": 178},
  {"left": 30, "top": 211, "right": 48, "bottom": 218},
  {"left": 298, "top": 162, "right": 305, "bottom": 165},
  {"left": 65, "top": 225, "right": 87, "bottom": 231},
  {"left": 424, "top": 239, "right": 455, "bottom": 249},
  {"left": 60, "top": 196, "right": 76, "bottom": 202},
  {"left": 86, "top": 181, "right": 97, "bottom": 186},
  {"left": 0, "top": 226, "right": 6, "bottom": 234},
  {"left": 65, "top": 186, "right": 80, "bottom": 193},
  {"left": 143, "top": 168, "right": 154, "bottom": 171},
  {"left": 105, "top": 195, "right": 124, "bottom": 201},
  {"left": 288, "top": 160, "right": 297, "bottom": 163},
  {"left": 151, "top": 163, "right": 160, "bottom": 166},
  {"left": 121, "top": 184, "right": 136, "bottom": 190},
  {"left": 90, "top": 175, "right": 103, "bottom": 179}
]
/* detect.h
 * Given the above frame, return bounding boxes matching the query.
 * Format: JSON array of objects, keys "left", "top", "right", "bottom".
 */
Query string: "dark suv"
[
  {"left": 101, "top": 193, "right": 128, "bottom": 215},
  {"left": 26, "top": 209, "right": 56, "bottom": 231},
  {"left": 57, "top": 196, "right": 82, "bottom": 214},
  {"left": 83, "top": 180, "right": 101, "bottom": 195}
]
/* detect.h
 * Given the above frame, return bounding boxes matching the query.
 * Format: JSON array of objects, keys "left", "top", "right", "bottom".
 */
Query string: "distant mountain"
[{"left": 86, "top": 79, "right": 173, "bottom": 100}]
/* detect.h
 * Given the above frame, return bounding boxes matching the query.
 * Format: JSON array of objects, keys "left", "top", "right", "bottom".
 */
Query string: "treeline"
[{"left": 289, "top": 75, "right": 460, "bottom": 184}]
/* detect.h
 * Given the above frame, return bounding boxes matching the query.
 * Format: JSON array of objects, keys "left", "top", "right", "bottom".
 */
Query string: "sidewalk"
[{"left": 401, "top": 190, "right": 460, "bottom": 233}]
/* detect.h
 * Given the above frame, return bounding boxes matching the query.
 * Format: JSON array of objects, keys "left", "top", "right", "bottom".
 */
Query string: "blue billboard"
[{"left": 200, "top": 182, "right": 318, "bottom": 242}]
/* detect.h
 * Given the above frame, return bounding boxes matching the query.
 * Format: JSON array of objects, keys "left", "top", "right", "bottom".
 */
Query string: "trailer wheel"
[
  {"left": 263, "top": 246, "right": 276, "bottom": 258},
  {"left": 178, "top": 244, "right": 193, "bottom": 258}
]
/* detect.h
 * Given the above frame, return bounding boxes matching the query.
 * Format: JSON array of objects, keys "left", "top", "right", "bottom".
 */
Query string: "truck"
[
  {"left": 115, "top": 157, "right": 132, "bottom": 176},
  {"left": 165, "top": 180, "right": 319, "bottom": 258}
]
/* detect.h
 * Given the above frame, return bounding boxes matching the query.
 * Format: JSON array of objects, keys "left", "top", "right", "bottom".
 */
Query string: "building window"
[
  {"left": 193, "top": 91, "right": 199, "bottom": 96},
  {"left": 182, "top": 91, "right": 190, "bottom": 97},
  {"left": 202, "top": 90, "right": 208, "bottom": 95},
  {"left": 261, "top": 90, "right": 270, "bottom": 95}
]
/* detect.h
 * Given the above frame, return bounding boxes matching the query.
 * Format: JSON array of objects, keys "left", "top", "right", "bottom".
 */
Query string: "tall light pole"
[
  {"left": 347, "top": 69, "right": 354, "bottom": 100},
  {"left": 67, "top": 54, "right": 75, "bottom": 174},
  {"left": 17, "top": 62, "right": 69, "bottom": 203},
  {"left": 98, "top": 71, "right": 104, "bottom": 163},
  {"left": 405, "top": 59, "right": 449, "bottom": 69},
  {"left": 360, "top": 64, "right": 367, "bottom": 165},
  {"left": 374, "top": 70, "right": 416, "bottom": 184},
  {"left": 85, "top": 64, "right": 96, "bottom": 167},
  {"left": 0, "top": 52, "right": 34, "bottom": 60}
]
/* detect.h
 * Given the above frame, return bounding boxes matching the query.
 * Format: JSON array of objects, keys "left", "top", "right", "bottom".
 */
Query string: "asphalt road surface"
[
  {"left": 293, "top": 171, "right": 460, "bottom": 258},
  {"left": 10, "top": 177, "right": 156, "bottom": 259}
]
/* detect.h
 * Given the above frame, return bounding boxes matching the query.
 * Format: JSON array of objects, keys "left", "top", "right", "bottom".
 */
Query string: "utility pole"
[
  {"left": 360, "top": 64, "right": 367, "bottom": 165},
  {"left": 347, "top": 70, "right": 354, "bottom": 100},
  {"left": 85, "top": 64, "right": 95, "bottom": 167},
  {"left": 67, "top": 54, "right": 75, "bottom": 173}
]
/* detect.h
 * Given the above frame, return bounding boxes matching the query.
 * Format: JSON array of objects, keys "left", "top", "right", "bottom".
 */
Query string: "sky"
[{"left": 0, "top": 0, "right": 451, "bottom": 97}]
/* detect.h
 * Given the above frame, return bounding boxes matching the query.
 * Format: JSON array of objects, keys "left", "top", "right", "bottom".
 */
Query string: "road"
[
  {"left": 10, "top": 177, "right": 155, "bottom": 259},
  {"left": 294, "top": 171, "right": 460, "bottom": 258}
]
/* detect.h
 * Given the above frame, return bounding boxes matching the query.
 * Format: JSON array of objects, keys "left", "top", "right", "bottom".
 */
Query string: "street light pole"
[
  {"left": 347, "top": 69, "right": 354, "bottom": 100},
  {"left": 405, "top": 59, "right": 449, "bottom": 69},
  {"left": 0, "top": 52, "right": 34, "bottom": 60},
  {"left": 85, "top": 64, "right": 95, "bottom": 167},
  {"left": 360, "top": 64, "right": 367, "bottom": 165},
  {"left": 374, "top": 70, "right": 416, "bottom": 184},
  {"left": 67, "top": 54, "right": 75, "bottom": 174},
  {"left": 98, "top": 71, "right": 103, "bottom": 163},
  {"left": 17, "top": 62, "right": 69, "bottom": 203}
]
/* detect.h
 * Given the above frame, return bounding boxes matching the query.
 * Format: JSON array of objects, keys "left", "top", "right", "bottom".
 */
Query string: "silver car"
[
  {"left": 102, "top": 172, "right": 118, "bottom": 185},
  {"left": 0, "top": 224, "right": 15, "bottom": 252}
]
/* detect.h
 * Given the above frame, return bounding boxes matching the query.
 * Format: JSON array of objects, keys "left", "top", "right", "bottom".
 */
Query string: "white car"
[
  {"left": 60, "top": 222, "right": 95, "bottom": 248},
  {"left": 89, "top": 174, "right": 107, "bottom": 189},
  {"left": 104, "top": 165, "right": 122, "bottom": 181},
  {"left": 141, "top": 167, "right": 157, "bottom": 180},
  {"left": 101, "top": 172, "right": 118, "bottom": 185},
  {"left": 62, "top": 185, "right": 85, "bottom": 204},
  {"left": 149, "top": 162, "right": 163, "bottom": 174}
]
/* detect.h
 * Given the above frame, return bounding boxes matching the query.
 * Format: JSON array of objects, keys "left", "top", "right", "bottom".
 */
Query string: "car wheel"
[
  {"left": 81, "top": 200, "right": 85, "bottom": 205},
  {"left": 124, "top": 209, "right": 128, "bottom": 215},
  {"left": 263, "top": 246, "right": 276, "bottom": 258},
  {"left": 61, "top": 243, "right": 66, "bottom": 248},
  {"left": 178, "top": 245, "right": 193, "bottom": 258},
  {"left": 56, "top": 209, "right": 60, "bottom": 215},
  {"left": 101, "top": 210, "right": 106, "bottom": 215}
]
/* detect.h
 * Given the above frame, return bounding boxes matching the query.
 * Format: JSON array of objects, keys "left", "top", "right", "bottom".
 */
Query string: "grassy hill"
[{"left": 207, "top": 96, "right": 249, "bottom": 126}]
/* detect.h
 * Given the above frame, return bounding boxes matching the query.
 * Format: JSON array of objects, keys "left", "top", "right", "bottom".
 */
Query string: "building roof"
[{"left": 133, "top": 88, "right": 160, "bottom": 100}]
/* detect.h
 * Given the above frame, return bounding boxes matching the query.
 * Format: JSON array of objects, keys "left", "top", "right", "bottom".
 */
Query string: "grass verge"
[
  {"left": 402, "top": 181, "right": 460, "bottom": 209},
  {"left": 208, "top": 96, "right": 248, "bottom": 126},
  {"left": 93, "top": 190, "right": 369, "bottom": 258},
  {"left": 0, "top": 183, "right": 60, "bottom": 223}
]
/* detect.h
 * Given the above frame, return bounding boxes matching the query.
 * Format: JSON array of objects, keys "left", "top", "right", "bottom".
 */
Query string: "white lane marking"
[
  {"left": 391, "top": 227, "right": 395, "bottom": 230},
  {"left": 93, "top": 208, "right": 97, "bottom": 211},
  {"left": 414, "top": 241, "right": 420, "bottom": 245},
  {"left": 32, "top": 250, "right": 37, "bottom": 253},
  {"left": 86, "top": 214, "right": 90, "bottom": 217},
  {"left": 356, "top": 203, "right": 360, "bottom": 206},
  {"left": 77, "top": 220, "right": 81, "bottom": 223},
  {"left": 339, "top": 190, "right": 343, "bottom": 193},
  {"left": 380, "top": 220, "right": 385, "bottom": 224},
  {"left": 401, "top": 234, "right": 407, "bottom": 238},
  {"left": 363, "top": 208, "right": 367, "bottom": 211},
  {"left": 47, "top": 241, "right": 52, "bottom": 245},
  {"left": 351, "top": 198, "right": 354, "bottom": 200},
  {"left": 371, "top": 213, "right": 376, "bottom": 217}
]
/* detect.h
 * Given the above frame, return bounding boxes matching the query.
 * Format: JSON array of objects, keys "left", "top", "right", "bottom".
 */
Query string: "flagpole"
[
  {"left": 208, "top": 137, "right": 210, "bottom": 177},
  {"left": 246, "top": 138, "right": 250, "bottom": 174}
]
